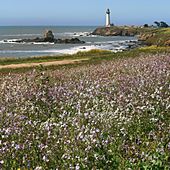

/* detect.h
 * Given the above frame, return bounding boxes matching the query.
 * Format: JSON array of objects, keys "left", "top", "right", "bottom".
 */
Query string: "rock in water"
[
  {"left": 44, "top": 30, "right": 54, "bottom": 42},
  {"left": 9, "top": 30, "right": 85, "bottom": 44}
]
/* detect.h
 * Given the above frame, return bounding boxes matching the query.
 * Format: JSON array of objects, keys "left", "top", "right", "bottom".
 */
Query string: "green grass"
[
  {"left": 0, "top": 46, "right": 170, "bottom": 74},
  {"left": 0, "top": 47, "right": 170, "bottom": 74},
  {"left": 0, "top": 50, "right": 112, "bottom": 66},
  {"left": 0, "top": 54, "right": 78, "bottom": 66},
  {"left": 94, "top": 26, "right": 170, "bottom": 47},
  {"left": 0, "top": 50, "right": 113, "bottom": 74},
  {"left": 139, "top": 27, "right": 170, "bottom": 46}
]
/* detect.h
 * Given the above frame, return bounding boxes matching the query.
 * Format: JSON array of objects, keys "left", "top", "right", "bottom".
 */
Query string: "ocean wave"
[
  {"left": 57, "top": 45, "right": 101, "bottom": 54},
  {"left": 0, "top": 46, "right": 98, "bottom": 55},
  {"left": 54, "top": 31, "right": 97, "bottom": 37},
  {"left": 32, "top": 42, "right": 54, "bottom": 45},
  {"left": 0, "top": 43, "right": 128, "bottom": 56},
  {"left": 0, "top": 49, "right": 59, "bottom": 54},
  {"left": 0, "top": 39, "right": 22, "bottom": 44},
  {"left": 0, "top": 39, "right": 54, "bottom": 45},
  {"left": 0, "top": 34, "right": 41, "bottom": 37},
  {"left": 54, "top": 44, "right": 128, "bottom": 54},
  {"left": 0, "top": 32, "right": 94, "bottom": 38},
  {"left": 0, "top": 39, "right": 136, "bottom": 57},
  {"left": 93, "top": 40, "right": 137, "bottom": 44}
]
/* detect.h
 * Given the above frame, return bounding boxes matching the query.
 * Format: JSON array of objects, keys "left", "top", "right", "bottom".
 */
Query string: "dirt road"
[{"left": 0, "top": 58, "right": 89, "bottom": 69}]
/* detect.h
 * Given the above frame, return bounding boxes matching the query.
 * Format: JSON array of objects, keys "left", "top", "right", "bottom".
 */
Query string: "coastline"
[
  {"left": 92, "top": 26, "right": 170, "bottom": 46},
  {"left": 3, "top": 25, "right": 169, "bottom": 58},
  {"left": 1, "top": 31, "right": 170, "bottom": 169},
  {"left": 0, "top": 39, "right": 140, "bottom": 58},
  {"left": 1, "top": 26, "right": 170, "bottom": 72},
  {"left": 0, "top": 26, "right": 137, "bottom": 58},
  {"left": 1, "top": 45, "right": 170, "bottom": 73}
]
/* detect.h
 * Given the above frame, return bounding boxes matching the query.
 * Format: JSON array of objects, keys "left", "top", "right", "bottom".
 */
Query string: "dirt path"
[{"left": 0, "top": 58, "right": 89, "bottom": 69}]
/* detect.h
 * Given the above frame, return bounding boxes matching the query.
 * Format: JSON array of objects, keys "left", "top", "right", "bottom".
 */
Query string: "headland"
[{"left": 92, "top": 26, "right": 170, "bottom": 47}]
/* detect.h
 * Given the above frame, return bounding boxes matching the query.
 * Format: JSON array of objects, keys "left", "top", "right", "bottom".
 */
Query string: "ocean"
[{"left": 0, "top": 26, "right": 137, "bottom": 58}]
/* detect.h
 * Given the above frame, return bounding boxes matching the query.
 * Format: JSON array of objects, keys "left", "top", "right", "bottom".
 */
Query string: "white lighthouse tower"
[{"left": 106, "top": 8, "right": 111, "bottom": 27}]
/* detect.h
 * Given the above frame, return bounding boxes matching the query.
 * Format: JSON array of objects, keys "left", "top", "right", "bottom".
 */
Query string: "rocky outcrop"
[
  {"left": 13, "top": 37, "right": 85, "bottom": 44},
  {"left": 55, "top": 38, "right": 85, "bottom": 44},
  {"left": 11, "top": 30, "right": 85, "bottom": 44},
  {"left": 44, "top": 30, "right": 54, "bottom": 42},
  {"left": 92, "top": 26, "right": 170, "bottom": 47},
  {"left": 92, "top": 27, "right": 138, "bottom": 36}
]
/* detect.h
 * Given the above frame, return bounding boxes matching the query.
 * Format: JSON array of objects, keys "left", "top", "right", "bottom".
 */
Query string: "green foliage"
[
  {"left": 154, "top": 21, "right": 169, "bottom": 28},
  {"left": 139, "top": 27, "right": 170, "bottom": 46},
  {"left": 143, "top": 24, "right": 149, "bottom": 28}
]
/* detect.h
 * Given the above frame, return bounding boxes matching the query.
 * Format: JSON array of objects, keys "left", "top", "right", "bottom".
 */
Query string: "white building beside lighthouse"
[{"left": 106, "top": 8, "right": 111, "bottom": 27}]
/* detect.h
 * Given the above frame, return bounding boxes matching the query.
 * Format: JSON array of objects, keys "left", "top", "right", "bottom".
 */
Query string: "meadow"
[{"left": 0, "top": 50, "right": 170, "bottom": 169}]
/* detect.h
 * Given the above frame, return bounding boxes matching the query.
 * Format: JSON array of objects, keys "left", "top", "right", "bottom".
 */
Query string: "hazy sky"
[{"left": 0, "top": 0, "right": 170, "bottom": 26}]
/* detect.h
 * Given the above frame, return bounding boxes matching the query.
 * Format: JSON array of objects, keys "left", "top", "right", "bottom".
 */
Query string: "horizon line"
[{"left": 0, "top": 24, "right": 147, "bottom": 27}]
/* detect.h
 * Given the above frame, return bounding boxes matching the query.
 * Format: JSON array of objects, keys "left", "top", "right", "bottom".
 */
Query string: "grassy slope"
[
  {"left": 0, "top": 47, "right": 170, "bottom": 74},
  {"left": 142, "top": 28, "right": 170, "bottom": 46},
  {"left": 0, "top": 50, "right": 112, "bottom": 73},
  {"left": 93, "top": 26, "right": 170, "bottom": 46}
]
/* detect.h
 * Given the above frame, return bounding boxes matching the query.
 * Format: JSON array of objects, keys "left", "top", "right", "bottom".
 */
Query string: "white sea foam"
[
  {"left": 0, "top": 39, "right": 54, "bottom": 45},
  {"left": 51, "top": 43, "right": 127, "bottom": 54},
  {"left": 32, "top": 42, "right": 54, "bottom": 45},
  {"left": 0, "top": 38, "right": 137, "bottom": 57},
  {"left": 0, "top": 41, "right": 132, "bottom": 56},
  {"left": 57, "top": 45, "right": 101, "bottom": 54},
  {"left": 0, "top": 45, "right": 100, "bottom": 55},
  {"left": 0, "top": 39, "right": 22, "bottom": 44},
  {"left": 55, "top": 31, "right": 96, "bottom": 37},
  {"left": 72, "top": 32, "right": 91, "bottom": 37}
]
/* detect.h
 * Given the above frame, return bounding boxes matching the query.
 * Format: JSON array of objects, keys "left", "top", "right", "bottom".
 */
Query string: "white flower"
[
  {"left": 0, "top": 160, "right": 4, "bottom": 164},
  {"left": 35, "top": 166, "right": 43, "bottom": 170},
  {"left": 75, "top": 164, "right": 80, "bottom": 170}
]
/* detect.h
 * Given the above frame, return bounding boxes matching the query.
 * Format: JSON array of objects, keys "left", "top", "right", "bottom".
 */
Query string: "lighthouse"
[{"left": 106, "top": 8, "right": 111, "bottom": 27}]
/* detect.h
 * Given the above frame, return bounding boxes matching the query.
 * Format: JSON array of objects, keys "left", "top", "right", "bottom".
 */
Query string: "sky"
[{"left": 0, "top": 0, "right": 170, "bottom": 26}]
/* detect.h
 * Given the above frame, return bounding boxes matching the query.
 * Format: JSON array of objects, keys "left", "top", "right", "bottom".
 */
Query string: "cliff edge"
[{"left": 92, "top": 26, "right": 170, "bottom": 46}]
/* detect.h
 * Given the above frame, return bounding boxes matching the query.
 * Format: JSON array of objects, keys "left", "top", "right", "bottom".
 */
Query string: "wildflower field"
[{"left": 0, "top": 53, "right": 170, "bottom": 169}]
